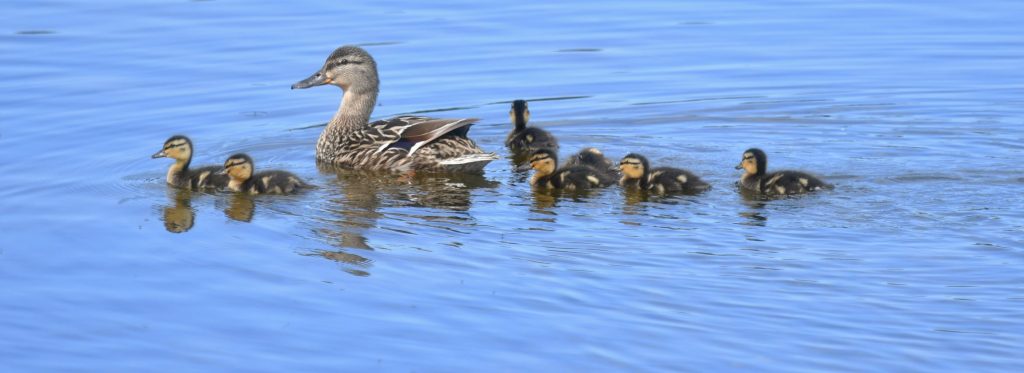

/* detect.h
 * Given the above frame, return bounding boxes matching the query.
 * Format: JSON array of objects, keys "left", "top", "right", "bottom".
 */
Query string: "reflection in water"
[
  {"left": 162, "top": 189, "right": 195, "bottom": 233},
  {"left": 738, "top": 187, "right": 769, "bottom": 227},
  {"left": 160, "top": 188, "right": 257, "bottom": 233},
  {"left": 509, "top": 150, "right": 532, "bottom": 171},
  {"left": 313, "top": 165, "right": 496, "bottom": 276},
  {"left": 529, "top": 188, "right": 607, "bottom": 211},
  {"left": 224, "top": 194, "right": 255, "bottom": 222}
]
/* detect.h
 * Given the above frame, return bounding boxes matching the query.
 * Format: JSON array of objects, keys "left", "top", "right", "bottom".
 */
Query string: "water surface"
[{"left": 1, "top": 0, "right": 1023, "bottom": 371}]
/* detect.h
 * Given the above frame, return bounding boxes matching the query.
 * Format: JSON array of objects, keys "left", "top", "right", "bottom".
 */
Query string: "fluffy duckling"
[
  {"left": 736, "top": 148, "right": 831, "bottom": 195},
  {"left": 505, "top": 99, "right": 559, "bottom": 152},
  {"left": 151, "top": 135, "right": 228, "bottom": 190},
  {"left": 619, "top": 153, "right": 711, "bottom": 194},
  {"left": 528, "top": 149, "right": 615, "bottom": 190},
  {"left": 219, "top": 153, "right": 308, "bottom": 195},
  {"left": 564, "top": 147, "right": 620, "bottom": 179}
]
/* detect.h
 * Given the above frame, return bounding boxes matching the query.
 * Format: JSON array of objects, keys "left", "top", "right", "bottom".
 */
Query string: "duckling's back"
[
  {"left": 252, "top": 170, "right": 308, "bottom": 195},
  {"left": 564, "top": 148, "right": 619, "bottom": 179},
  {"left": 175, "top": 165, "right": 228, "bottom": 190},
  {"left": 507, "top": 128, "right": 559, "bottom": 152},
  {"left": 554, "top": 166, "right": 616, "bottom": 190},
  {"left": 648, "top": 167, "right": 711, "bottom": 194},
  {"left": 762, "top": 170, "right": 831, "bottom": 195}
]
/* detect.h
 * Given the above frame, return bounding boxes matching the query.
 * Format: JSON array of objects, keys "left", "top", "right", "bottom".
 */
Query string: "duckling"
[
  {"left": 564, "top": 147, "right": 619, "bottom": 179},
  {"left": 219, "top": 153, "right": 308, "bottom": 195},
  {"left": 528, "top": 149, "right": 615, "bottom": 190},
  {"left": 505, "top": 99, "right": 559, "bottom": 152},
  {"left": 619, "top": 153, "right": 711, "bottom": 194},
  {"left": 151, "top": 135, "right": 228, "bottom": 190},
  {"left": 736, "top": 148, "right": 831, "bottom": 195}
]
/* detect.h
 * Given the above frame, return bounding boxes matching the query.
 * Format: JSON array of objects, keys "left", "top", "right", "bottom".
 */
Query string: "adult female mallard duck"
[
  {"left": 618, "top": 153, "right": 710, "bottom": 194},
  {"left": 151, "top": 135, "right": 228, "bottom": 190},
  {"left": 528, "top": 149, "right": 615, "bottom": 190},
  {"left": 736, "top": 148, "right": 831, "bottom": 195},
  {"left": 219, "top": 153, "right": 308, "bottom": 195},
  {"left": 291, "top": 45, "right": 497, "bottom": 173},
  {"left": 505, "top": 99, "right": 558, "bottom": 152}
]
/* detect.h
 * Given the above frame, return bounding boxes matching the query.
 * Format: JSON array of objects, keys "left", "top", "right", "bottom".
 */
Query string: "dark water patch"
[
  {"left": 557, "top": 48, "right": 602, "bottom": 53},
  {"left": 15, "top": 30, "right": 56, "bottom": 35}
]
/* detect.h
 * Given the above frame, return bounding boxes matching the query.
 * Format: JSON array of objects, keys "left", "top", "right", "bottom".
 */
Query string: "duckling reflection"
[
  {"left": 161, "top": 188, "right": 195, "bottom": 233},
  {"left": 223, "top": 193, "right": 256, "bottom": 223},
  {"left": 738, "top": 198, "right": 769, "bottom": 227}
]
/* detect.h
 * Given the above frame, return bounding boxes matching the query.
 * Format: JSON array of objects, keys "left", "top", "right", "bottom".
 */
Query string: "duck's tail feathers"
[{"left": 437, "top": 153, "right": 499, "bottom": 173}]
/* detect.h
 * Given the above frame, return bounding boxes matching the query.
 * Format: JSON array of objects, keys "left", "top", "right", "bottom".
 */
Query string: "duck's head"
[
  {"left": 736, "top": 148, "right": 767, "bottom": 175},
  {"left": 619, "top": 153, "right": 649, "bottom": 180},
  {"left": 510, "top": 99, "right": 530, "bottom": 130},
  {"left": 528, "top": 149, "right": 557, "bottom": 175},
  {"left": 291, "top": 45, "right": 379, "bottom": 93},
  {"left": 152, "top": 135, "right": 193, "bottom": 162},
  {"left": 219, "top": 153, "right": 254, "bottom": 181}
]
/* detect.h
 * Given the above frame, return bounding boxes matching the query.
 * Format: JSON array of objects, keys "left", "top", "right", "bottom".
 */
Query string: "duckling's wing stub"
[{"left": 763, "top": 171, "right": 830, "bottom": 195}]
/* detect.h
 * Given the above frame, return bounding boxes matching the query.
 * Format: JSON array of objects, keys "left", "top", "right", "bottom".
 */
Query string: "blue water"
[{"left": 2, "top": 0, "right": 1023, "bottom": 371}]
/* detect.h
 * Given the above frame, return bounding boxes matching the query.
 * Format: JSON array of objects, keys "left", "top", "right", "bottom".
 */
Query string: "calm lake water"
[{"left": 2, "top": 0, "right": 1023, "bottom": 371}]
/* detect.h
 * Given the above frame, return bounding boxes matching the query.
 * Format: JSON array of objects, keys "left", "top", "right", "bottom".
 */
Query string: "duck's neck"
[
  {"left": 228, "top": 177, "right": 247, "bottom": 192},
  {"left": 327, "top": 88, "right": 377, "bottom": 130},
  {"left": 514, "top": 116, "right": 527, "bottom": 132},
  {"left": 166, "top": 159, "right": 189, "bottom": 184},
  {"left": 319, "top": 87, "right": 378, "bottom": 159},
  {"left": 531, "top": 170, "right": 551, "bottom": 186},
  {"left": 741, "top": 172, "right": 763, "bottom": 190}
]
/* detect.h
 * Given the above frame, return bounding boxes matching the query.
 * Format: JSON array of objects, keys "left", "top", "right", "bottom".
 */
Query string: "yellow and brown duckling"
[
  {"left": 736, "top": 148, "right": 832, "bottom": 195},
  {"left": 528, "top": 149, "right": 616, "bottom": 190},
  {"left": 619, "top": 153, "right": 711, "bottom": 194},
  {"left": 151, "top": 135, "right": 228, "bottom": 190},
  {"left": 505, "top": 99, "right": 559, "bottom": 152},
  {"left": 219, "top": 153, "right": 308, "bottom": 195}
]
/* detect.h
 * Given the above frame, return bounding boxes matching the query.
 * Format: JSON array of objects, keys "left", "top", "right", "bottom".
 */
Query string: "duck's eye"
[{"left": 340, "top": 59, "right": 349, "bottom": 65}]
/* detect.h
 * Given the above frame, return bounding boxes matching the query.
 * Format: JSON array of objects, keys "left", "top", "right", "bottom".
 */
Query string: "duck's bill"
[
  {"left": 152, "top": 150, "right": 167, "bottom": 158},
  {"left": 291, "top": 71, "right": 331, "bottom": 89},
  {"left": 216, "top": 169, "right": 229, "bottom": 175},
  {"left": 734, "top": 163, "right": 743, "bottom": 170}
]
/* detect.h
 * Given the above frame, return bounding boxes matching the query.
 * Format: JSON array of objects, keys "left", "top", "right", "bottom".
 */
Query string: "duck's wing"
[{"left": 371, "top": 116, "right": 479, "bottom": 155}]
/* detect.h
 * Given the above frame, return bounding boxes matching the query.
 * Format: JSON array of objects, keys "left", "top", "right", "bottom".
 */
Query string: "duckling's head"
[
  {"left": 510, "top": 99, "right": 530, "bottom": 130},
  {"left": 152, "top": 135, "right": 193, "bottom": 162},
  {"left": 529, "top": 149, "right": 557, "bottom": 175},
  {"left": 619, "top": 153, "right": 649, "bottom": 180},
  {"left": 291, "top": 45, "right": 379, "bottom": 94},
  {"left": 736, "top": 148, "right": 767, "bottom": 175},
  {"left": 221, "top": 153, "right": 254, "bottom": 182}
]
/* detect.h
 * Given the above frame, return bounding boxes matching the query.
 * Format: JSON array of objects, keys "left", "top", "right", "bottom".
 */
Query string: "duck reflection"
[
  {"left": 162, "top": 188, "right": 195, "bottom": 233},
  {"left": 314, "top": 164, "right": 496, "bottom": 275}
]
